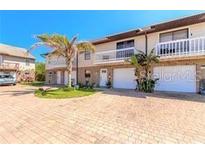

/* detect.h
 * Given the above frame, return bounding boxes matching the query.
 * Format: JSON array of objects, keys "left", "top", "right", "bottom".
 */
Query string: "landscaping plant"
[
  {"left": 128, "top": 49, "right": 159, "bottom": 93},
  {"left": 30, "top": 34, "right": 95, "bottom": 87},
  {"left": 35, "top": 62, "right": 45, "bottom": 81}
]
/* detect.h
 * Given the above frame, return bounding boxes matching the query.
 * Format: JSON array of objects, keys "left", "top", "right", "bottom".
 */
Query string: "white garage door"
[
  {"left": 153, "top": 65, "right": 196, "bottom": 92},
  {"left": 113, "top": 68, "right": 136, "bottom": 89}
]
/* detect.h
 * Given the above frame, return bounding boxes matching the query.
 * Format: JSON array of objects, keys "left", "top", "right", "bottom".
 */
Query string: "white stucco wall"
[{"left": 1, "top": 55, "right": 35, "bottom": 71}]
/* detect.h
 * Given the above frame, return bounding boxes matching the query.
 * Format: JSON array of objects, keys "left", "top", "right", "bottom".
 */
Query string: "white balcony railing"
[
  {"left": 156, "top": 37, "right": 205, "bottom": 58},
  {"left": 94, "top": 47, "right": 136, "bottom": 64},
  {"left": 0, "top": 62, "right": 19, "bottom": 70},
  {"left": 46, "top": 57, "right": 76, "bottom": 70}
]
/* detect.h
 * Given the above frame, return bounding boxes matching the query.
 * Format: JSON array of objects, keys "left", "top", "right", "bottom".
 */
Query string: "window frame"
[
  {"left": 116, "top": 39, "right": 134, "bottom": 49},
  {"left": 84, "top": 51, "right": 91, "bottom": 60},
  {"left": 0, "top": 55, "right": 2, "bottom": 64},
  {"left": 25, "top": 59, "right": 30, "bottom": 66},
  {"left": 159, "top": 28, "right": 189, "bottom": 43},
  {"left": 85, "top": 70, "right": 91, "bottom": 78}
]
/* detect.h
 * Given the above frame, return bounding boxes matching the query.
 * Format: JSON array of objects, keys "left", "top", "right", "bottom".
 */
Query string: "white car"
[{"left": 0, "top": 75, "right": 16, "bottom": 86}]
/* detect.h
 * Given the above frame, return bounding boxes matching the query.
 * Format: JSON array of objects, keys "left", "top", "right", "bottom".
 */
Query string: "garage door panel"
[
  {"left": 113, "top": 68, "right": 136, "bottom": 89},
  {"left": 154, "top": 65, "right": 196, "bottom": 92}
]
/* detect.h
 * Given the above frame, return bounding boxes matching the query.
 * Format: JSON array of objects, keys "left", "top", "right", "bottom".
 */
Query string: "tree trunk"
[
  {"left": 68, "top": 73, "right": 72, "bottom": 87},
  {"left": 66, "top": 61, "right": 72, "bottom": 88}
]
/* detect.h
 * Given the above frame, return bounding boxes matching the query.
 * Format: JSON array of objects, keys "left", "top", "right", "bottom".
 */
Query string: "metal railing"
[
  {"left": 0, "top": 62, "right": 19, "bottom": 70},
  {"left": 94, "top": 47, "right": 136, "bottom": 64},
  {"left": 156, "top": 37, "right": 205, "bottom": 58}
]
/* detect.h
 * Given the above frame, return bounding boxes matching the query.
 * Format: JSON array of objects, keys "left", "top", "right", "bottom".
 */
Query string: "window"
[
  {"left": 159, "top": 29, "right": 188, "bottom": 42},
  {"left": 25, "top": 59, "right": 30, "bottom": 66},
  {"left": 0, "top": 55, "right": 2, "bottom": 65},
  {"left": 116, "top": 40, "right": 135, "bottom": 58},
  {"left": 84, "top": 51, "right": 91, "bottom": 60},
  {"left": 116, "top": 39, "right": 134, "bottom": 49},
  {"left": 85, "top": 70, "right": 91, "bottom": 78},
  {"left": 47, "top": 57, "right": 51, "bottom": 64},
  {"left": 102, "top": 55, "right": 109, "bottom": 60}
]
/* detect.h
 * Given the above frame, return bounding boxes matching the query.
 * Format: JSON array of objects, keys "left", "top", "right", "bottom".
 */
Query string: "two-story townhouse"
[
  {"left": 45, "top": 13, "right": 205, "bottom": 93},
  {"left": 0, "top": 43, "right": 35, "bottom": 81}
]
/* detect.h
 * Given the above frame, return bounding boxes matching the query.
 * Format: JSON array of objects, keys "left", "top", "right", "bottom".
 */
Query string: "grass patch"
[
  {"left": 35, "top": 87, "right": 96, "bottom": 99},
  {"left": 20, "top": 81, "right": 45, "bottom": 87}
]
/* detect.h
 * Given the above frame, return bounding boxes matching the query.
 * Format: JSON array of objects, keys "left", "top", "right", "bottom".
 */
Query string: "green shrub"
[
  {"left": 137, "top": 78, "right": 159, "bottom": 93},
  {"left": 106, "top": 80, "right": 112, "bottom": 88},
  {"left": 78, "top": 82, "right": 95, "bottom": 89}
]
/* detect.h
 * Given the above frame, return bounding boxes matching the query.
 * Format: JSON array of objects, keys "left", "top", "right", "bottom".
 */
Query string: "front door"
[{"left": 100, "top": 69, "right": 108, "bottom": 87}]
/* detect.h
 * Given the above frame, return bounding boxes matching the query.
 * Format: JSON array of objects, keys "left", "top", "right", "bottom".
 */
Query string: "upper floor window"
[
  {"left": 116, "top": 39, "right": 134, "bottom": 49},
  {"left": 159, "top": 29, "right": 188, "bottom": 43},
  {"left": 25, "top": 59, "right": 30, "bottom": 66},
  {"left": 116, "top": 40, "right": 135, "bottom": 58},
  {"left": 47, "top": 57, "right": 51, "bottom": 64},
  {"left": 0, "top": 55, "right": 2, "bottom": 65},
  {"left": 84, "top": 51, "right": 91, "bottom": 60}
]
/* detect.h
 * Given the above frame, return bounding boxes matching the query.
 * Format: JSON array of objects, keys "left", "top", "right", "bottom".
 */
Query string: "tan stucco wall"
[
  {"left": 45, "top": 57, "right": 205, "bottom": 93},
  {"left": 77, "top": 22, "right": 205, "bottom": 68},
  {"left": 45, "top": 22, "right": 205, "bottom": 86},
  {"left": 78, "top": 64, "right": 134, "bottom": 86},
  {"left": 77, "top": 59, "right": 205, "bottom": 93}
]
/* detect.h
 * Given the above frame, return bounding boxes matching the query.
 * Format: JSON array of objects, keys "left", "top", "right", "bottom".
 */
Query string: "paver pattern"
[{"left": 0, "top": 85, "right": 205, "bottom": 144}]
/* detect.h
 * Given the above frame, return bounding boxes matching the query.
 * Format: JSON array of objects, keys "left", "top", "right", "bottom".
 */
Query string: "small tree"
[
  {"left": 35, "top": 62, "right": 45, "bottom": 81},
  {"left": 128, "top": 49, "right": 159, "bottom": 93},
  {"left": 30, "top": 34, "right": 95, "bottom": 87}
]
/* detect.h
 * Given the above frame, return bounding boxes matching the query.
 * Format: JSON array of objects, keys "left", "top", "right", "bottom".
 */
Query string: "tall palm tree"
[
  {"left": 130, "top": 48, "right": 159, "bottom": 79},
  {"left": 30, "top": 34, "right": 95, "bottom": 87}
]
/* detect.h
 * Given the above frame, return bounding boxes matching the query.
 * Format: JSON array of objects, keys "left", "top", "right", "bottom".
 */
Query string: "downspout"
[
  {"left": 145, "top": 31, "right": 148, "bottom": 56},
  {"left": 76, "top": 52, "right": 79, "bottom": 85}
]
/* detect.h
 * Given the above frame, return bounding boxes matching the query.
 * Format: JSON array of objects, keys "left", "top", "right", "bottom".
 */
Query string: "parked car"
[{"left": 0, "top": 75, "right": 16, "bottom": 86}]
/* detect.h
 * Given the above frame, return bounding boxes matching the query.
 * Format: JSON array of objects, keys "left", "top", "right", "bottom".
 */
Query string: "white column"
[
  {"left": 64, "top": 71, "right": 68, "bottom": 85},
  {"left": 57, "top": 71, "right": 61, "bottom": 84},
  {"left": 71, "top": 71, "right": 77, "bottom": 85}
]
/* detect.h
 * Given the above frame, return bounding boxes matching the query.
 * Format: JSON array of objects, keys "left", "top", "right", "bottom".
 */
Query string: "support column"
[{"left": 57, "top": 71, "right": 61, "bottom": 84}]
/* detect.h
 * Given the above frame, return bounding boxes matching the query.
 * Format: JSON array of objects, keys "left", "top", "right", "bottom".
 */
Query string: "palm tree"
[
  {"left": 30, "top": 34, "right": 95, "bottom": 87},
  {"left": 128, "top": 48, "right": 159, "bottom": 92}
]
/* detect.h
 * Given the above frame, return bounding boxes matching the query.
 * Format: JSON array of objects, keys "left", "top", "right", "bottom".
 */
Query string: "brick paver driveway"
[{"left": 0, "top": 85, "right": 205, "bottom": 144}]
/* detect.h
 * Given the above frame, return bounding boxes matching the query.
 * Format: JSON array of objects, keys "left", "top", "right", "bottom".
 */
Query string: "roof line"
[{"left": 91, "top": 12, "right": 205, "bottom": 44}]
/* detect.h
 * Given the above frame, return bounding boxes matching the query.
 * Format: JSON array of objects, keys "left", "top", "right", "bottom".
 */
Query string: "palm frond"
[{"left": 77, "top": 41, "right": 95, "bottom": 52}]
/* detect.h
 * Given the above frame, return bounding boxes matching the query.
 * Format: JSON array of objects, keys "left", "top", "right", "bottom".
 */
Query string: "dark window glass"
[
  {"left": 160, "top": 29, "right": 188, "bottom": 42},
  {"left": 84, "top": 51, "right": 91, "bottom": 60},
  {"left": 25, "top": 59, "right": 30, "bottom": 66},
  {"left": 85, "top": 70, "right": 91, "bottom": 78},
  {"left": 116, "top": 40, "right": 134, "bottom": 49}
]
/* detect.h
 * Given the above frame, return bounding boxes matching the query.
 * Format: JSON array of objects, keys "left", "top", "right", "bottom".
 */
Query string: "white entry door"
[
  {"left": 100, "top": 69, "right": 108, "bottom": 87},
  {"left": 153, "top": 65, "right": 196, "bottom": 92},
  {"left": 113, "top": 68, "right": 136, "bottom": 89},
  {"left": 57, "top": 71, "right": 61, "bottom": 84}
]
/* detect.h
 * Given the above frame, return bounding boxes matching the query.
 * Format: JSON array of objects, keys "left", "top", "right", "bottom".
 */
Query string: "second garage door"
[
  {"left": 113, "top": 68, "right": 136, "bottom": 89},
  {"left": 153, "top": 65, "right": 196, "bottom": 92}
]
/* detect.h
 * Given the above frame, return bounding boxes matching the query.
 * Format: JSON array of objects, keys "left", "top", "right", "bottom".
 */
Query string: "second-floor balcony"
[
  {"left": 94, "top": 47, "right": 136, "bottom": 64},
  {"left": 156, "top": 37, "right": 205, "bottom": 59},
  {"left": 0, "top": 62, "right": 19, "bottom": 70},
  {"left": 46, "top": 57, "right": 76, "bottom": 70}
]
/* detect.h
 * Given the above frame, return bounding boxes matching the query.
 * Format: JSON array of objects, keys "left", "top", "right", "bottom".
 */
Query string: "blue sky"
[{"left": 0, "top": 10, "right": 204, "bottom": 62}]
